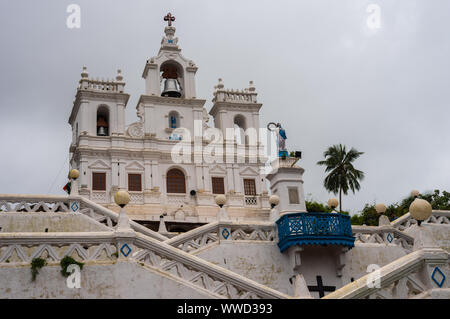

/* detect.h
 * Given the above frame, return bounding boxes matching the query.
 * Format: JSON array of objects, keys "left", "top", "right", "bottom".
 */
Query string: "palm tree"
[{"left": 317, "top": 144, "right": 364, "bottom": 212}]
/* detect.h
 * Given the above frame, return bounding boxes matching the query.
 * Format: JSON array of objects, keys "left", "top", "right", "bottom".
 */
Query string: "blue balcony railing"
[{"left": 276, "top": 212, "right": 355, "bottom": 252}]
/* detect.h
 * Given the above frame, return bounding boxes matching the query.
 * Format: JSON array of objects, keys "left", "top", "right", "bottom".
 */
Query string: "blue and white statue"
[{"left": 267, "top": 122, "right": 288, "bottom": 158}]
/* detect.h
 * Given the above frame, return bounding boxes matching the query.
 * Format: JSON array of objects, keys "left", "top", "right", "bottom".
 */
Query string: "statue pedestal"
[{"left": 266, "top": 158, "right": 307, "bottom": 215}]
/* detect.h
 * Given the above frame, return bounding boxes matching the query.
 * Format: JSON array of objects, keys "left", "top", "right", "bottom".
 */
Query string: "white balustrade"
[
  {"left": 0, "top": 194, "right": 167, "bottom": 241},
  {"left": 324, "top": 247, "right": 449, "bottom": 299},
  {"left": 392, "top": 211, "right": 450, "bottom": 231},
  {"left": 352, "top": 226, "right": 414, "bottom": 251}
]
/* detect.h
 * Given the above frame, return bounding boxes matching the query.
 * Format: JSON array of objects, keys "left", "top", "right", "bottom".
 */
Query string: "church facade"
[{"left": 68, "top": 22, "right": 274, "bottom": 230}]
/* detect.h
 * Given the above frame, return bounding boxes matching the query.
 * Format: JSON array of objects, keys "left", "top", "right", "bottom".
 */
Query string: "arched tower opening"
[
  {"left": 160, "top": 61, "right": 184, "bottom": 98},
  {"left": 97, "top": 106, "right": 109, "bottom": 136},
  {"left": 234, "top": 114, "right": 247, "bottom": 145}
]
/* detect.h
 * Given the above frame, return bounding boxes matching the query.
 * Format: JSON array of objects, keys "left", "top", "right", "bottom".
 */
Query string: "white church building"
[{"left": 68, "top": 20, "right": 275, "bottom": 231}]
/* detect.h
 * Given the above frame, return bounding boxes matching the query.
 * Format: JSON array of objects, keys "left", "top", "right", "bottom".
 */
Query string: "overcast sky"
[{"left": 0, "top": 0, "right": 449, "bottom": 214}]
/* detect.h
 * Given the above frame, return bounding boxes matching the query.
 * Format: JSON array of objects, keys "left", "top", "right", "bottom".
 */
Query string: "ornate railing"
[
  {"left": 276, "top": 212, "right": 355, "bottom": 252},
  {"left": 0, "top": 231, "right": 289, "bottom": 299},
  {"left": 244, "top": 196, "right": 258, "bottom": 206},
  {"left": 352, "top": 226, "right": 414, "bottom": 251},
  {"left": 0, "top": 232, "right": 117, "bottom": 264},
  {"left": 391, "top": 210, "right": 450, "bottom": 231},
  {"left": 165, "top": 221, "right": 277, "bottom": 254},
  {"left": 0, "top": 194, "right": 167, "bottom": 241},
  {"left": 323, "top": 247, "right": 449, "bottom": 299}
]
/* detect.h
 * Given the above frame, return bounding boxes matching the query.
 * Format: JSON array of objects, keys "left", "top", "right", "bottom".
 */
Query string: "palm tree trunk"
[{"left": 339, "top": 187, "right": 342, "bottom": 213}]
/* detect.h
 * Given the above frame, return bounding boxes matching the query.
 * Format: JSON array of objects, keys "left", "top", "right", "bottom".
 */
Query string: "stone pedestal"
[{"left": 265, "top": 158, "right": 307, "bottom": 216}]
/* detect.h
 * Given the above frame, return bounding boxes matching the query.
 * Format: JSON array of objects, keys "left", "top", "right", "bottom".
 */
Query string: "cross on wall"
[{"left": 307, "top": 275, "right": 336, "bottom": 298}]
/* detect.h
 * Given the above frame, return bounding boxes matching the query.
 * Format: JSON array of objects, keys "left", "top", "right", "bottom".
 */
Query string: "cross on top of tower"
[{"left": 164, "top": 13, "right": 175, "bottom": 26}]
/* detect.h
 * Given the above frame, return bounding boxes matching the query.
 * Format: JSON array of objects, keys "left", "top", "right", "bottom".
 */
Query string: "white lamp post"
[
  {"left": 376, "top": 203, "right": 389, "bottom": 226},
  {"left": 114, "top": 190, "right": 132, "bottom": 231},
  {"left": 409, "top": 197, "right": 432, "bottom": 226},
  {"left": 69, "top": 169, "right": 80, "bottom": 196},
  {"left": 269, "top": 195, "right": 280, "bottom": 221},
  {"left": 215, "top": 195, "right": 228, "bottom": 221},
  {"left": 328, "top": 198, "right": 338, "bottom": 213}
]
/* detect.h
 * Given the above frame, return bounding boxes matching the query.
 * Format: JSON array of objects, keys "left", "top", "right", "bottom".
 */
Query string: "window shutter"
[
  {"left": 243, "top": 179, "right": 256, "bottom": 196},
  {"left": 128, "top": 174, "right": 142, "bottom": 192},
  {"left": 212, "top": 177, "right": 225, "bottom": 194},
  {"left": 166, "top": 169, "right": 186, "bottom": 193},
  {"left": 92, "top": 173, "right": 106, "bottom": 191}
]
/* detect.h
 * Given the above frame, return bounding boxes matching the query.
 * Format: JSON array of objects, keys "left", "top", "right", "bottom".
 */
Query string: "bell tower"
[
  {"left": 138, "top": 13, "right": 206, "bottom": 139},
  {"left": 141, "top": 13, "right": 198, "bottom": 99}
]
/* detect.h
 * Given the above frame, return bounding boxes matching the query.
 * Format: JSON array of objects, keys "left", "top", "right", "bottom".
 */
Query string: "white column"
[
  {"left": 202, "top": 165, "right": 211, "bottom": 193},
  {"left": 119, "top": 160, "right": 126, "bottom": 189},
  {"left": 195, "top": 165, "right": 203, "bottom": 190},
  {"left": 226, "top": 164, "right": 234, "bottom": 192},
  {"left": 144, "top": 160, "right": 152, "bottom": 190},
  {"left": 233, "top": 164, "right": 243, "bottom": 194},
  {"left": 151, "top": 160, "right": 160, "bottom": 190},
  {"left": 80, "top": 159, "right": 88, "bottom": 187},
  {"left": 111, "top": 159, "right": 119, "bottom": 188}
]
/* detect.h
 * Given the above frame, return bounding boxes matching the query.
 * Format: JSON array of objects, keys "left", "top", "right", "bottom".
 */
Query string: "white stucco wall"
[
  {"left": 0, "top": 261, "right": 214, "bottom": 299},
  {"left": 341, "top": 243, "right": 408, "bottom": 284},
  {"left": 405, "top": 223, "right": 450, "bottom": 252},
  {"left": 0, "top": 212, "right": 109, "bottom": 232},
  {"left": 194, "top": 241, "right": 294, "bottom": 296},
  {"left": 193, "top": 240, "right": 411, "bottom": 298}
]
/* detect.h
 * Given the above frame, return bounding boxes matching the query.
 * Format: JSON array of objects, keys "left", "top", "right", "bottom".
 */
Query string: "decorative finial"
[
  {"left": 164, "top": 12, "right": 175, "bottom": 26},
  {"left": 217, "top": 78, "right": 224, "bottom": 89},
  {"left": 249, "top": 80, "right": 255, "bottom": 92},
  {"left": 116, "top": 69, "right": 123, "bottom": 82},
  {"left": 81, "top": 66, "right": 88, "bottom": 78}
]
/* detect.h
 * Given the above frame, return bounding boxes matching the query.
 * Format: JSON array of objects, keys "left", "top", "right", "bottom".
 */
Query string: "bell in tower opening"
[
  {"left": 96, "top": 106, "right": 109, "bottom": 136},
  {"left": 161, "top": 63, "right": 182, "bottom": 98},
  {"left": 97, "top": 117, "right": 108, "bottom": 136}
]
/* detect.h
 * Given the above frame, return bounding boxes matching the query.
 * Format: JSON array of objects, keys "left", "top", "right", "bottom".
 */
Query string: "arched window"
[
  {"left": 166, "top": 168, "right": 186, "bottom": 193},
  {"left": 168, "top": 111, "right": 180, "bottom": 129},
  {"left": 97, "top": 106, "right": 109, "bottom": 136},
  {"left": 234, "top": 115, "right": 246, "bottom": 144}
]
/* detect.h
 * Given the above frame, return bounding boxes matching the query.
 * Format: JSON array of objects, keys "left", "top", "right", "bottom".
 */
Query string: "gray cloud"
[{"left": 0, "top": 0, "right": 449, "bottom": 214}]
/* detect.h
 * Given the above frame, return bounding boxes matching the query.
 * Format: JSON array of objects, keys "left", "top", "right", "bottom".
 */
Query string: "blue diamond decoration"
[
  {"left": 71, "top": 202, "right": 79, "bottom": 212},
  {"left": 168, "top": 39, "right": 173, "bottom": 43},
  {"left": 386, "top": 233, "right": 393, "bottom": 243},
  {"left": 431, "top": 266, "right": 446, "bottom": 288},
  {"left": 120, "top": 243, "right": 132, "bottom": 257},
  {"left": 222, "top": 228, "right": 230, "bottom": 240}
]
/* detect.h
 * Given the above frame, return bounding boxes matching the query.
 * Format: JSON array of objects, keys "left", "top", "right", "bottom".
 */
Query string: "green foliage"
[
  {"left": 60, "top": 256, "right": 84, "bottom": 277},
  {"left": 305, "top": 200, "right": 349, "bottom": 215},
  {"left": 350, "top": 189, "right": 450, "bottom": 226},
  {"left": 306, "top": 200, "right": 331, "bottom": 213},
  {"left": 31, "top": 257, "right": 47, "bottom": 281},
  {"left": 317, "top": 144, "right": 364, "bottom": 212}
]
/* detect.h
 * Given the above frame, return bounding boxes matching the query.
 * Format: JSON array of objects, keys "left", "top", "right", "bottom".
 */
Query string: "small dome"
[
  {"left": 328, "top": 198, "right": 338, "bottom": 209},
  {"left": 215, "top": 194, "right": 226, "bottom": 206},
  {"left": 114, "top": 190, "right": 130, "bottom": 207},
  {"left": 411, "top": 190, "right": 420, "bottom": 198},
  {"left": 409, "top": 198, "right": 432, "bottom": 221},
  {"left": 269, "top": 195, "right": 280, "bottom": 206},
  {"left": 69, "top": 169, "right": 80, "bottom": 180},
  {"left": 375, "top": 203, "right": 386, "bottom": 214}
]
